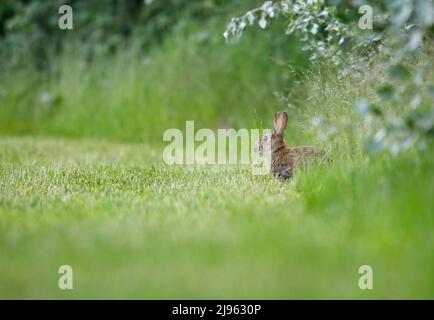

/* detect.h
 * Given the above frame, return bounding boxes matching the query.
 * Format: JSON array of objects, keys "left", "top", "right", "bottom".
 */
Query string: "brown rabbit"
[{"left": 254, "top": 111, "right": 330, "bottom": 180}]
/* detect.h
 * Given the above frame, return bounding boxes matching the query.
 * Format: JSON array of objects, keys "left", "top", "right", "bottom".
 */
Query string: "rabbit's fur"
[{"left": 254, "top": 111, "right": 330, "bottom": 180}]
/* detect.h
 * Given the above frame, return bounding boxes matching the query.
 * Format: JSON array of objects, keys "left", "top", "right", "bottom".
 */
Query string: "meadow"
[
  {"left": 1, "top": 135, "right": 433, "bottom": 298},
  {"left": 0, "top": 1, "right": 434, "bottom": 299}
]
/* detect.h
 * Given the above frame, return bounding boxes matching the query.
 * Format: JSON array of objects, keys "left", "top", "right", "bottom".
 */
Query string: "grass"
[
  {"left": 0, "top": 18, "right": 306, "bottom": 144},
  {"left": 0, "top": 7, "right": 433, "bottom": 299},
  {"left": 0, "top": 136, "right": 433, "bottom": 298}
]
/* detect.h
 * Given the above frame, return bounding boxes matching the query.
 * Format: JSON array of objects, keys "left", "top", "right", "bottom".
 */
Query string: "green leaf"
[
  {"left": 427, "top": 85, "right": 434, "bottom": 98},
  {"left": 370, "top": 105, "right": 383, "bottom": 116},
  {"left": 389, "top": 65, "right": 410, "bottom": 80},
  {"left": 377, "top": 85, "right": 394, "bottom": 101}
]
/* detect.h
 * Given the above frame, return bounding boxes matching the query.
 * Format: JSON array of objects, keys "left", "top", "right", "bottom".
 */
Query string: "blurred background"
[{"left": 0, "top": 0, "right": 311, "bottom": 144}]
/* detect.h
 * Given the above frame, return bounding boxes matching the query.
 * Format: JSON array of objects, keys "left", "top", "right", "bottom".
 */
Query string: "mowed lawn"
[{"left": 0, "top": 136, "right": 433, "bottom": 299}]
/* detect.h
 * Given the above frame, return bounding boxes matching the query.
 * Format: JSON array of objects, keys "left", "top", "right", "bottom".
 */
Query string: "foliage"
[
  {"left": 224, "top": 0, "right": 434, "bottom": 155},
  {"left": 0, "top": 0, "right": 232, "bottom": 66},
  {"left": 224, "top": 0, "right": 349, "bottom": 65},
  {"left": 0, "top": 1, "right": 307, "bottom": 143}
]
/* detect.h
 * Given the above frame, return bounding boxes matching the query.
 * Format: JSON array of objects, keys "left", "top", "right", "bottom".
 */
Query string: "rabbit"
[{"left": 253, "top": 111, "right": 330, "bottom": 180}]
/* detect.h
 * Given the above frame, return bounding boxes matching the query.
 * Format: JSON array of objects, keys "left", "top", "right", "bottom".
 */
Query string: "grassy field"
[
  {"left": 0, "top": 18, "right": 305, "bottom": 144},
  {"left": 0, "top": 136, "right": 433, "bottom": 298},
  {"left": 1, "top": 4, "right": 433, "bottom": 298}
]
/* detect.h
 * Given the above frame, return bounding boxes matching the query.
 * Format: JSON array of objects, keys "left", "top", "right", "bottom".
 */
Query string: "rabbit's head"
[{"left": 254, "top": 111, "right": 288, "bottom": 154}]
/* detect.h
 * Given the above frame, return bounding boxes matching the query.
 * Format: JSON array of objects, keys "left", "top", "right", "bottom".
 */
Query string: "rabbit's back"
[{"left": 272, "top": 146, "right": 329, "bottom": 180}]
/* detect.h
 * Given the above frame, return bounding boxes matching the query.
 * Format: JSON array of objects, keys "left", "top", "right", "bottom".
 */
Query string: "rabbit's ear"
[{"left": 274, "top": 112, "right": 288, "bottom": 135}]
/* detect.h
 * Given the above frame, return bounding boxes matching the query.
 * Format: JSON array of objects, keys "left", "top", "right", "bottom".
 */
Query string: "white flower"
[
  {"left": 247, "top": 12, "right": 255, "bottom": 25},
  {"left": 239, "top": 20, "right": 246, "bottom": 30},
  {"left": 319, "top": 9, "right": 329, "bottom": 18},
  {"left": 266, "top": 6, "right": 275, "bottom": 18},
  {"left": 261, "top": 1, "right": 273, "bottom": 10},
  {"left": 259, "top": 17, "right": 267, "bottom": 29},
  {"left": 281, "top": 2, "right": 290, "bottom": 13}
]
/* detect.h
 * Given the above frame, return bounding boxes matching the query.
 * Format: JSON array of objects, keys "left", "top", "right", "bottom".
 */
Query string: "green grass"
[
  {"left": 1, "top": 9, "right": 433, "bottom": 299},
  {"left": 0, "top": 19, "right": 306, "bottom": 144},
  {"left": 0, "top": 136, "right": 433, "bottom": 298}
]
